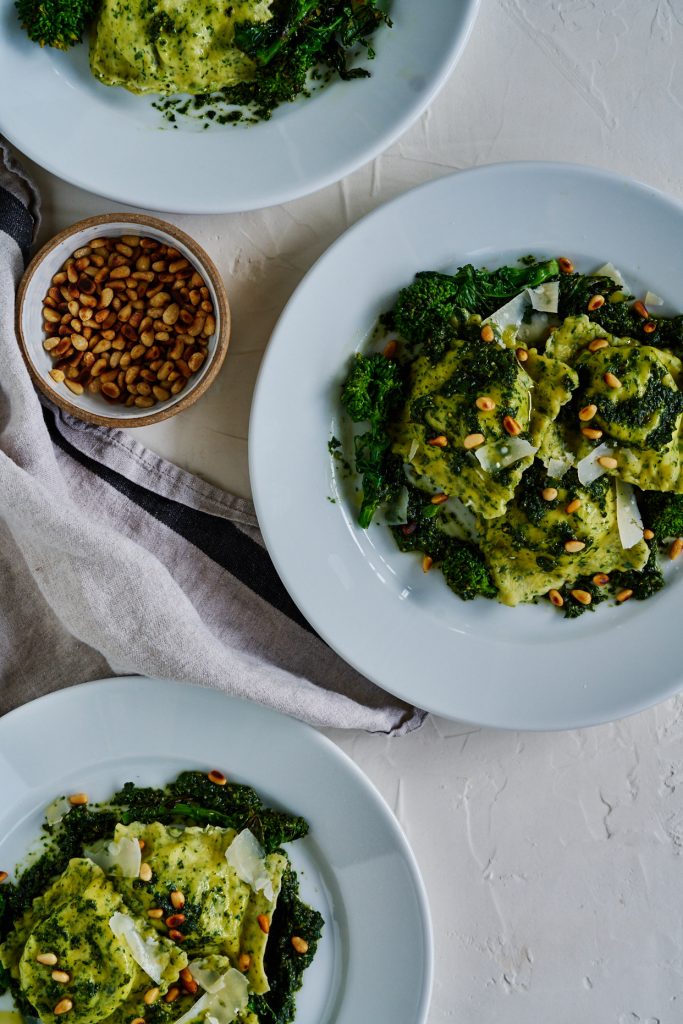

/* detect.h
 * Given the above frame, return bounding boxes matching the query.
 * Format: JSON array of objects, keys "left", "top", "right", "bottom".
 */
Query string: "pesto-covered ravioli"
[
  {"left": 391, "top": 337, "right": 576, "bottom": 519},
  {"left": 479, "top": 465, "right": 649, "bottom": 605},
  {"left": 90, "top": 0, "right": 272, "bottom": 95}
]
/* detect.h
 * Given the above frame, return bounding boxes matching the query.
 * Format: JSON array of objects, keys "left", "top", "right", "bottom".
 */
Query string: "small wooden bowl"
[{"left": 16, "top": 213, "right": 230, "bottom": 427}]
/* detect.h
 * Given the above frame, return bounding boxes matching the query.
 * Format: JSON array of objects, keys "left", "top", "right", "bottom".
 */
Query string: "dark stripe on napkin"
[
  {"left": 0, "top": 184, "right": 34, "bottom": 265},
  {"left": 43, "top": 408, "right": 314, "bottom": 635}
]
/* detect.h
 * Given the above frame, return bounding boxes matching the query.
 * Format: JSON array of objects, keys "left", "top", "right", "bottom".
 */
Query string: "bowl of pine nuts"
[{"left": 16, "top": 213, "right": 230, "bottom": 426}]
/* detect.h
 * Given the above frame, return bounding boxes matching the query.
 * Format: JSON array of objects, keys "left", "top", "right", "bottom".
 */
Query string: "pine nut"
[
  {"left": 65, "top": 380, "right": 84, "bottom": 396},
  {"left": 579, "top": 404, "right": 597, "bottom": 421},
  {"left": 54, "top": 1000, "right": 73, "bottom": 1015},
  {"left": 558, "top": 257, "right": 574, "bottom": 274},
  {"left": 587, "top": 295, "right": 605, "bottom": 311},
  {"left": 52, "top": 971, "right": 70, "bottom": 984},
  {"left": 603, "top": 372, "right": 622, "bottom": 389},
  {"left": 565, "top": 499, "right": 582, "bottom": 514},
  {"left": 541, "top": 488, "right": 558, "bottom": 501},
  {"left": 581, "top": 427, "right": 603, "bottom": 440},
  {"left": 383, "top": 340, "right": 397, "bottom": 359},
  {"left": 208, "top": 769, "right": 227, "bottom": 785},
  {"left": 291, "top": 936, "right": 309, "bottom": 954},
  {"left": 592, "top": 573, "right": 610, "bottom": 586},
  {"left": 238, "top": 954, "right": 251, "bottom": 972},
  {"left": 464, "top": 433, "right": 485, "bottom": 450},
  {"left": 480, "top": 324, "right": 495, "bottom": 343},
  {"left": 570, "top": 589, "right": 592, "bottom": 605},
  {"left": 669, "top": 538, "right": 683, "bottom": 561},
  {"left": 632, "top": 300, "right": 649, "bottom": 319},
  {"left": 564, "top": 540, "right": 585, "bottom": 553},
  {"left": 475, "top": 396, "right": 496, "bottom": 412},
  {"left": 148, "top": 908, "right": 164, "bottom": 919},
  {"left": 165, "top": 914, "right": 185, "bottom": 928},
  {"left": 588, "top": 337, "right": 609, "bottom": 352},
  {"left": 597, "top": 456, "right": 618, "bottom": 470},
  {"left": 643, "top": 529, "right": 655, "bottom": 541},
  {"left": 430, "top": 493, "right": 448, "bottom": 505},
  {"left": 503, "top": 416, "right": 522, "bottom": 436},
  {"left": 36, "top": 953, "right": 58, "bottom": 965},
  {"left": 515, "top": 347, "right": 528, "bottom": 362},
  {"left": 139, "top": 863, "right": 153, "bottom": 882},
  {"left": 548, "top": 589, "right": 564, "bottom": 607},
  {"left": 170, "top": 891, "right": 185, "bottom": 910},
  {"left": 427, "top": 435, "right": 448, "bottom": 447},
  {"left": 168, "top": 929, "right": 185, "bottom": 942},
  {"left": 257, "top": 915, "right": 270, "bottom": 934},
  {"left": 616, "top": 589, "right": 633, "bottom": 603},
  {"left": 164, "top": 988, "right": 180, "bottom": 1004},
  {"left": 49, "top": 369, "right": 66, "bottom": 383},
  {"left": 643, "top": 321, "right": 657, "bottom": 334},
  {"left": 143, "top": 989, "right": 160, "bottom": 1005}
]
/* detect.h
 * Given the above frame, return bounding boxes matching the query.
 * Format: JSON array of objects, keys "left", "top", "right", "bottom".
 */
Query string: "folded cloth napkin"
[{"left": 0, "top": 140, "right": 424, "bottom": 734}]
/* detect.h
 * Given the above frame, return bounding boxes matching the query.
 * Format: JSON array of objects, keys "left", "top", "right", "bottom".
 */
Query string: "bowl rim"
[{"left": 16, "top": 212, "right": 231, "bottom": 428}]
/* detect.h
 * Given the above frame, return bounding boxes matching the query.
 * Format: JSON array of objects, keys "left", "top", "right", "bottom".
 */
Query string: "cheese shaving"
[
  {"left": 225, "top": 829, "right": 274, "bottom": 901},
  {"left": 173, "top": 969, "right": 248, "bottom": 1024},
  {"left": 644, "top": 291, "right": 663, "bottom": 307},
  {"left": 474, "top": 438, "right": 537, "bottom": 472},
  {"left": 484, "top": 291, "right": 530, "bottom": 336},
  {"left": 545, "top": 454, "right": 574, "bottom": 480},
  {"left": 109, "top": 913, "right": 165, "bottom": 984},
  {"left": 576, "top": 443, "right": 615, "bottom": 485},
  {"left": 594, "top": 262, "right": 626, "bottom": 287},
  {"left": 615, "top": 479, "right": 644, "bottom": 549},
  {"left": 86, "top": 836, "right": 142, "bottom": 879},
  {"left": 527, "top": 281, "right": 559, "bottom": 313}
]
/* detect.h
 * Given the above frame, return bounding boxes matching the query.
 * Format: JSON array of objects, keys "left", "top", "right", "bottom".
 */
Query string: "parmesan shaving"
[
  {"left": 188, "top": 960, "right": 227, "bottom": 995},
  {"left": 615, "top": 479, "right": 644, "bottom": 549},
  {"left": 407, "top": 438, "right": 419, "bottom": 462},
  {"left": 45, "top": 797, "right": 71, "bottom": 826},
  {"left": 109, "top": 913, "right": 165, "bottom": 984},
  {"left": 86, "top": 836, "right": 142, "bottom": 879},
  {"left": 484, "top": 291, "right": 530, "bottom": 336},
  {"left": 225, "top": 829, "right": 274, "bottom": 901},
  {"left": 545, "top": 454, "right": 574, "bottom": 480},
  {"left": 594, "top": 262, "right": 626, "bottom": 287},
  {"left": 644, "top": 291, "right": 664, "bottom": 307},
  {"left": 474, "top": 438, "right": 537, "bottom": 472},
  {"left": 576, "top": 443, "right": 615, "bottom": 485},
  {"left": 173, "top": 969, "right": 248, "bottom": 1024},
  {"left": 527, "top": 281, "right": 559, "bottom": 314},
  {"left": 517, "top": 312, "right": 550, "bottom": 345}
]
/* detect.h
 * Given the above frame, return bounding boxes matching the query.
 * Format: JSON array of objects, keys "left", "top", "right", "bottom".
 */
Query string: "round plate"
[
  {"left": 0, "top": 677, "right": 433, "bottom": 1024},
  {"left": 250, "top": 161, "right": 683, "bottom": 729},
  {"left": 0, "top": 0, "right": 478, "bottom": 213}
]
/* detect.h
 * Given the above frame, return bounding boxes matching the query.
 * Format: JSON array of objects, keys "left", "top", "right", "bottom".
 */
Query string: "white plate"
[
  {"left": 0, "top": 677, "right": 432, "bottom": 1024},
  {"left": 0, "top": 0, "right": 478, "bottom": 213},
  {"left": 250, "top": 161, "right": 683, "bottom": 730}
]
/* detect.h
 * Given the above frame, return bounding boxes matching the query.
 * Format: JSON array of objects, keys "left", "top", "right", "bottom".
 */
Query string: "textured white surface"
[{"left": 17, "top": 0, "right": 683, "bottom": 1018}]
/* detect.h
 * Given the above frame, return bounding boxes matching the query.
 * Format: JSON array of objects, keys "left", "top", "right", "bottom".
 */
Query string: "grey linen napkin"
[{"left": 0, "top": 140, "right": 424, "bottom": 734}]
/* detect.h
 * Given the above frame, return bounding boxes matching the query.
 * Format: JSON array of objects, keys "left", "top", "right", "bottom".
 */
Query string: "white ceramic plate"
[
  {"left": 250, "top": 161, "right": 683, "bottom": 730},
  {"left": 0, "top": 0, "right": 478, "bottom": 213},
  {"left": 0, "top": 677, "right": 432, "bottom": 1024}
]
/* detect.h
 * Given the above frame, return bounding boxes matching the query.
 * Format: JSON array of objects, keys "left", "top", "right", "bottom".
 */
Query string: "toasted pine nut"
[
  {"left": 208, "top": 769, "right": 227, "bottom": 785},
  {"left": 179, "top": 968, "right": 194, "bottom": 986},
  {"left": 570, "top": 589, "right": 592, "bottom": 605},
  {"left": 643, "top": 529, "right": 655, "bottom": 541},
  {"left": 515, "top": 347, "right": 528, "bottom": 363},
  {"left": 430, "top": 493, "right": 448, "bottom": 505},
  {"left": 52, "top": 971, "right": 70, "bottom": 984},
  {"left": 131, "top": 1018, "right": 145, "bottom": 1024},
  {"left": 581, "top": 427, "right": 603, "bottom": 440},
  {"left": 165, "top": 914, "right": 185, "bottom": 928},
  {"left": 548, "top": 589, "right": 564, "bottom": 607},
  {"left": 427, "top": 435, "right": 448, "bottom": 447},
  {"left": 616, "top": 589, "right": 633, "bottom": 603},
  {"left": 588, "top": 337, "right": 609, "bottom": 352},
  {"left": 587, "top": 295, "right": 605, "bottom": 311},
  {"left": 464, "top": 433, "right": 485, "bottom": 450},
  {"left": 597, "top": 456, "right": 618, "bottom": 470},
  {"left": 558, "top": 257, "right": 574, "bottom": 274},
  {"left": 669, "top": 538, "right": 683, "bottom": 561},
  {"left": 164, "top": 988, "right": 180, "bottom": 1004},
  {"left": 592, "top": 573, "right": 610, "bottom": 586},
  {"left": 54, "top": 1000, "right": 73, "bottom": 1015},
  {"left": 579, "top": 404, "right": 597, "bottom": 421},
  {"left": 603, "top": 372, "right": 622, "bottom": 389},
  {"left": 257, "top": 915, "right": 270, "bottom": 934},
  {"left": 565, "top": 499, "right": 582, "bottom": 514},
  {"left": 238, "top": 953, "right": 251, "bottom": 972},
  {"left": 168, "top": 929, "right": 185, "bottom": 942},
  {"left": 633, "top": 300, "right": 649, "bottom": 319},
  {"left": 147, "top": 908, "right": 164, "bottom": 919},
  {"left": 49, "top": 369, "right": 66, "bottom": 383},
  {"left": 541, "top": 487, "right": 558, "bottom": 502},
  {"left": 564, "top": 540, "right": 585, "bottom": 553},
  {"left": 36, "top": 952, "right": 58, "bottom": 965},
  {"left": 383, "top": 340, "right": 397, "bottom": 359},
  {"left": 139, "top": 863, "right": 153, "bottom": 882},
  {"left": 502, "top": 416, "right": 522, "bottom": 436},
  {"left": 291, "top": 936, "right": 309, "bottom": 954},
  {"left": 143, "top": 989, "right": 160, "bottom": 1006},
  {"left": 480, "top": 325, "right": 495, "bottom": 343},
  {"left": 64, "top": 380, "right": 84, "bottom": 396},
  {"left": 475, "top": 396, "right": 495, "bottom": 412},
  {"left": 170, "top": 891, "right": 185, "bottom": 910},
  {"left": 643, "top": 321, "right": 657, "bottom": 334}
]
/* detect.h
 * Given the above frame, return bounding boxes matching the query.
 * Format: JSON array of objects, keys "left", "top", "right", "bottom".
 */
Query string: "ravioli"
[
  {"left": 391, "top": 336, "right": 576, "bottom": 519},
  {"left": 90, "top": 0, "right": 273, "bottom": 95},
  {"left": 479, "top": 465, "right": 650, "bottom": 605}
]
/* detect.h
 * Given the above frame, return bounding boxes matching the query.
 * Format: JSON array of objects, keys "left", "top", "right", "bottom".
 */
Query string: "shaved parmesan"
[
  {"left": 615, "top": 479, "right": 644, "bottom": 549},
  {"left": 174, "top": 969, "right": 248, "bottom": 1024},
  {"left": 109, "top": 913, "right": 166, "bottom": 984},
  {"left": 188, "top": 960, "right": 227, "bottom": 995},
  {"left": 407, "top": 438, "right": 419, "bottom": 462},
  {"left": 576, "top": 443, "right": 615, "bottom": 486},
  {"left": 517, "top": 312, "right": 551, "bottom": 345},
  {"left": 225, "top": 829, "right": 274, "bottom": 901},
  {"left": 644, "top": 291, "right": 664, "bottom": 307},
  {"left": 484, "top": 291, "right": 530, "bottom": 335},
  {"left": 474, "top": 438, "right": 537, "bottom": 472},
  {"left": 527, "top": 281, "right": 559, "bottom": 314},
  {"left": 437, "top": 496, "right": 478, "bottom": 541},
  {"left": 545, "top": 454, "right": 574, "bottom": 480},
  {"left": 594, "top": 262, "right": 626, "bottom": 287},
  {"left": 45, "top": 797, "right": 71, "bottom": 826},
  {"left": 86, "top": 837, "right": 141, "bottom": 879}
]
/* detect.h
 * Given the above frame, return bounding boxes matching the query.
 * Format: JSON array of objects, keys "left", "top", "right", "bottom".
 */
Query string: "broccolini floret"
[
  {"left": 441, "top": 544, "right": 497, "bottom": 601},
  {"left": 15, "top": 0, "right": 99, "bottom": 48},
  {"left": 637, "top": 491, "right": 683, "bottom": 542}
]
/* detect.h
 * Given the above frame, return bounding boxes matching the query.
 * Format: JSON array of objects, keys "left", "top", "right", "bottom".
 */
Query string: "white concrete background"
[{"left": 15, "top": 0, "right": 683, "bottom": 1019}]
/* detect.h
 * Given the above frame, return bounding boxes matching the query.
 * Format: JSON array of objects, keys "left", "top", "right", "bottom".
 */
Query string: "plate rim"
[
  {"left": 249, "top": 159, "right": 683, "bottom": 730},
  {"left": 0, "top": 675, "right": 434, "bottom": 1024}
]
